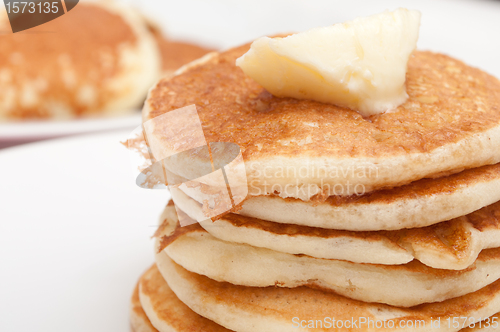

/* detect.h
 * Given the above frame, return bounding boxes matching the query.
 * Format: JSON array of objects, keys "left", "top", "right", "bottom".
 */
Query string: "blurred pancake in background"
[
  {"left": 0, "top": 1, "right": 161, "bottom": 120},
  {"left": 146, "top": 21, "right": 214, "bottom": 77},
  {"left": 0, "top": 1, "right": 214, "bottom": 122}
]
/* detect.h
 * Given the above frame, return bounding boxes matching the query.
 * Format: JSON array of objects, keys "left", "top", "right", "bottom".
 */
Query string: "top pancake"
[
  {"left": 0, "top": 2, "right": 161, "bottom": 120},
  {"left": 143, "top": 43, "right": 500, "bottom": 199}
]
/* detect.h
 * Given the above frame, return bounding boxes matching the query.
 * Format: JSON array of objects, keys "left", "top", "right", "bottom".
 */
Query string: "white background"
[{"left": 124, "top": 0, "right": 500, "bottom": 78}]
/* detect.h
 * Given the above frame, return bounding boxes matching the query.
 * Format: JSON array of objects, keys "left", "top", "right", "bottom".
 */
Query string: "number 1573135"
[{"left": 5, "top": 2, "right": 59, "bottom": 14}]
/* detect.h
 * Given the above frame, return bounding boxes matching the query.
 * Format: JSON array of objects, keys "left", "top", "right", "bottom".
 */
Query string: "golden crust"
[
  {"left": 158, "top": 208, "right": 500, "bottom": 278},
  {"left": 224, "top": 200, "right": 500, "bottom": 269},
  {"left": 130, "top": 281, "right": 158, "bottom": 332},
  {"left": 162, "top": 254, "right": 500, "bottom": 332},
  {"left": 144, "top": 43, "right": 500, "bottom": 196},
  {"left": 306, "top": 163, "right": 500, "bottom": 206},
  {"left": 146, "top": 21, "right": 214, "bottom": 75},
  {"left": 170, "top": 182, "right": 500, "bottom": 268},
  {"left": 139, "top": 264, "right": 233, "bottom": 332},
  {"left": 160, "top": 40, "right": 214, "bottom": 74},
  {"left": 146, "top": 46, "right": 500, "bottom": 159},
  {"left": 156, "top": 39, "right": 213, "bottom": 75},
  {"left": 135, "top": 263, "right": 500, "bottom": 332},
  {"left": 190, "top": 161, "right": 500, "bottom": 207},
  {"left": 168, "top": 161, "right": 500, "bottom": 231}
]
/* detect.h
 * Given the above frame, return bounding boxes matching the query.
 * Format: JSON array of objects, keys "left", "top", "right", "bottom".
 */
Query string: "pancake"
[
  {"left": 133, "top": 125, "right": 500, "bottom": 231},
  {"left": 145, "top": 20, "right": 214, "bottom": 77},
  {"left": 138, "top": 264, "right": 233, "bottom": 332},
  {"left": 171, "top": 187, "right": 500, "bottom": 270},
  {"left": 131, "top": 280, "right": 159, "bottom": 332},
  {"left": 157, "top": 253, "right": 500, "bottom": 332},
  {"left": 173, "top": 161, "right": 500, "bottom": 231},
  {"left": 135, "top": 264, "right": 500, "bottom": 332},
  {"left": 134, "top": 266, "right": 500, "bottom": 332},
  {"left": 155, "top": 204, "right": 500, "bottom": 307},
  {"left": 0, "top": 1, "right": 161, "bottom": 120},
  {"left": 238, "top": 163, "right": 500, "bottom": 231},
  {"left": 142, "top": 42, "right": 500, "bottom": 201}
]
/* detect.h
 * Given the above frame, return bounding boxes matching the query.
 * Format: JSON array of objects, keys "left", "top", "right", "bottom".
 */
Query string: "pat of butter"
[{"left": 236, "top": 8, "right": 421, "bottom": 117}]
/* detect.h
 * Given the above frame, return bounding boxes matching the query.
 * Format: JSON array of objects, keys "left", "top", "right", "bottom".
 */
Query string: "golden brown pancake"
[
  {"left": 159, "top": 40, "right": 214, "bottom": 76},
  {"left": 171, "top": 186, "right": 500, "bottom": 270},
  {"left": 169, "top": 160, "right": 500, "bottom": 231},
  {"left": 143, "top": 44, "right": 500, "bottom": 200},
  {"left": 135, "top": 263, "right": 500, "bottom": 332},
  {"left": 168, "top": 159, "right": 500, "bottom": 232},
  {"left": 155, "top": 205, "right": 500, "bottom": 307},
  {"left": 236, "top": 162, "right": 500, "bottom": 230},
  {"left": 157, "top": 254, "right": 500, "bottom": 332},
  {"left": 146, "top": 24, "right": 214, "bottom": 77},
  {"left": 0, "top": 2, "right": 160, "bottom": 120},
  {"left": 138, "top": 264, "right": 233, "bottom": 332},
  {"left": 131, "top": 280, "right": 158, "bottom": 332},
  {"left": 134, "top": 122, "right": 500, "bottom": 231}
]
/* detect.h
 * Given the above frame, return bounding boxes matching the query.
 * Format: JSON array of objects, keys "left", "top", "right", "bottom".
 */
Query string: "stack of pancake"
[{"left": 131, "top": 40, "right": 500, "bottom": 331}]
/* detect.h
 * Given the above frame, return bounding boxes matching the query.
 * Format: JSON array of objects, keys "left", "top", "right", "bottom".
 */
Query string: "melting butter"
[{"left": 236, "top": 8, "right": 421, "bottom": 116}]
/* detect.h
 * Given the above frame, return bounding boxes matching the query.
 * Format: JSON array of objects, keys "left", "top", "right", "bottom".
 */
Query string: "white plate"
[
  {"left": 0, "top": 131, "right": 169, "bottom": 332},
  {"left": 0, "top": 113, "right": 142, "bottom": 141}
]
